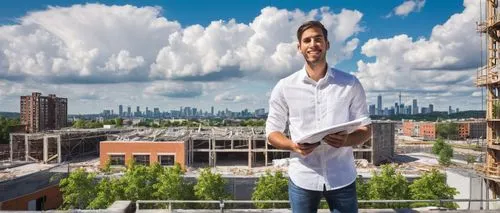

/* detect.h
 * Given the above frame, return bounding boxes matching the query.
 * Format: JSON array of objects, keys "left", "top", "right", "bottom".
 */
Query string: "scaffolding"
[{"left": 476, "top": 0, "right": 500, "bottom": 198}]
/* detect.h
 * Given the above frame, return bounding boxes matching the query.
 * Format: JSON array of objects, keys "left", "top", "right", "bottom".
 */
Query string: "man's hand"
[
  {"left": 291, "top": 142, "right": 320, "bottom": 156},
  {"left": 323, "top": 131, "right": 348, "bottom": 148}
]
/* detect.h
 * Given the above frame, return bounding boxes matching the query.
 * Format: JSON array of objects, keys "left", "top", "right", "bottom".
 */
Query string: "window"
[
  {"left": 158, "top": 155, "right": 175, "bottom": 166},
  {"left": 109, "top": 155, "right": 125, "bottom": 166},
  {"left": 134, "top": 155, "right": 150, "bottom": 165}
]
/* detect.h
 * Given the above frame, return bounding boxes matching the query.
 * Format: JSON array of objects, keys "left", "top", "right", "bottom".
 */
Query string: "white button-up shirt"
[{"left": 266, "top": 66, "right": 371, "bottom": 191}]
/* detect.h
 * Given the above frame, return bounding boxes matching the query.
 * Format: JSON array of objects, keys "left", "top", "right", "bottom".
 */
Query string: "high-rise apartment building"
[
  {"left": 377, "top": 95, "right": 382, "bottom": 115},
  {"left": 20, "top": 92, "right": 67, "bottom": 133},
  {"left": 119, "top": 105, "right": 123, "bottom": 116},
  {"left": 412, "top": 99, "right": 418, "bottom": 115},
  {"left": 369, "top": 104, "right": 376, "bottom": 116}
]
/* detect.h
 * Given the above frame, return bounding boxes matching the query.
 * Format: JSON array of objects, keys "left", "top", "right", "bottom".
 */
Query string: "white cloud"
[
  {"left": 214, "top": 91, "right": 255, "bottom": 103},
  {"left": 143, "top": 81, "right": 203, "bottom": 98},
  {"left": 0, "top": 4, "right": 363, "bottom": 84},
  {"left": 393, "top": 0, "right": 426, "bottom": 17},
  {"left": 0, "top": 80, "right": 32, "bottom": 97},
  {"left": 471, "top": 91, "right": 483, "bottom": 97},
  {"left": 355, "top": 0, "right": 483, "bottom": 111},
  {"left": 355, "top": 0, "right": 479, "bottom": 94}
]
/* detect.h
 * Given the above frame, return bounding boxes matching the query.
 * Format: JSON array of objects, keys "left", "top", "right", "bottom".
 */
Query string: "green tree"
[
  {"left": 438, "top": 143, "right": 453, "bottom": 166},
  {"left": 356, "top": 176, "right": 371, "bottom": 208},
  {"left": 100, "top": 159, "right": 111, "bottom": 174},
  {"left": 367, "top": 164, "right": 409, "bottom": 208},
  {"left": 194, "top": 168, "right": 230, "bottom": 208},
  {"left": 121, "top": 163, "right": 161, "bottom": 201},
  {"left": 59, "top": 168, "right": 97, "bottom": 209},
  {"left": 153, "top": 163, "right": 194, "bottom": 208},
  {"left": 0, "top": 117, "right": 19, "bottom": 144},
  {"left": 465, "top": 154, "right": 476, "bottom": 164},
  {"left": 88, "top": 177, "right": 124, "bottom": 209},
  {"left": 436, "top": 123, "right": 458, "bottom": 140},
  {"left": 251, "top": 171, "right": 289, "bottom": 209},
  {"left": 115, "top": 118, "right": 123, "bottom": 127},
  {"left": 432, "top": 137, "right": 445, "bottom": 155},
  {"left": 409, "top": 169, "right": 458, "bottom": 209},
  {"left": 73, "top": 120, "right": 86, "bottom": 129}
]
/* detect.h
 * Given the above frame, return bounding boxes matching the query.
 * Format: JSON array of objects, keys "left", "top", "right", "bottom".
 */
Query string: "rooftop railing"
[{"left": 135, "top": 199, "right": 500, "bottom": 212}]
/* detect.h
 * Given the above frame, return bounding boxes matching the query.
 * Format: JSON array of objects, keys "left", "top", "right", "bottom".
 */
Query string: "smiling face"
[{"left": 298, "top": 27, "right": 329, "bottom": 66}]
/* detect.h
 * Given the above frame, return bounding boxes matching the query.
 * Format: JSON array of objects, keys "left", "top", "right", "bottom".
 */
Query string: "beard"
[{"left": 303, "top": 51, "right": 327, "bottom": 67}]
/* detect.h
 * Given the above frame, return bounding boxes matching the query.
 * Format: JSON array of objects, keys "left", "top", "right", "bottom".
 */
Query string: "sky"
[{"left": 0, "top": 0, "right": 486, "bottom": 114}]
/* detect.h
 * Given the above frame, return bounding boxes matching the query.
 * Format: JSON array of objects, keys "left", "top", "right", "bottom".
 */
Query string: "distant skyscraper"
[
  {"left": 211, "top": 106, "right": 214, "bottom": 116},
  {"left": 429, "top": 104, "right": 434, "bottom": 113},
  {"left": 377, "top": 95, "right": 382, "bottom": 115},
  {"left": 119, "top": 105, "right": 123, "bottom": 116},
  {"left": 369, "top": 104, "right": 376, "bottom": 116},
  {"left": 412, "top": 99, "right": 418, "bottom": 115},
  {"left": 448, "top": 106, "right": 452, "bottom": 114},
  {"left": 395, "top": 103, "right": 399, "bottom": 115},
  {"left": 127, "top": 106, "right": 131, "bottom": 117},
  {"left": 154, "top": 108, "right": 160, "bottom": 118},
  {"left": 456, "top": 108, "right": 459, "bottom": 113}
]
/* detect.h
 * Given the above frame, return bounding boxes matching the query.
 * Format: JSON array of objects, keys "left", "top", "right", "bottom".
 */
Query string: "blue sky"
[{"left": 0, "top": 0, "right": 484, "bottom": 113}]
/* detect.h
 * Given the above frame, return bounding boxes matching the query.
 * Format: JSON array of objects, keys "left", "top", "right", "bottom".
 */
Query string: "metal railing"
[{"left": 136, "top": 199, "right": 500, "bottom": 212}]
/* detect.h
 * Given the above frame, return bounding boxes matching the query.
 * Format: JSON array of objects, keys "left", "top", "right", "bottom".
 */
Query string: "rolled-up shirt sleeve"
[
  {"left": 266, "top": 80, "right": 288, "bottom": 139},
  {"left": 350, "top": 77, "right": 371, "bottom": 125}
]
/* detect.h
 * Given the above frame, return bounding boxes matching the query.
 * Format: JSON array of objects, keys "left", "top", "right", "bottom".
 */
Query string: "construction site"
[
  {"left": 476, "top": 0, "right": 500, "bottom": 198},
  {"left": 5, "top": 121, "right": 395, "bottom": 169}
]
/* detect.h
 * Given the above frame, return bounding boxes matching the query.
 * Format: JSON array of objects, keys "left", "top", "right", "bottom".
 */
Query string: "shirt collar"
[{"left": 301, "top": 64, "right": 335, "bottom": 84}]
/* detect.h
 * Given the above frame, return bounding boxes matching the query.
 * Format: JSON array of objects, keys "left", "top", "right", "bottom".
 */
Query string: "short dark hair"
[{"left": 296, "top": 21, "right": 328, "bottom": 42}]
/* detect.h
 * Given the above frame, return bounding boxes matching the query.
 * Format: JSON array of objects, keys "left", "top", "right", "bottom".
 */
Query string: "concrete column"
[
  {"left": 189, "top": 138, "right": 193, "bottom": 166},
  {"left": 231, "top": 139, "right": 234, "bottom": 150},
  {"left": 25, "top": 135, "right": 29, "bottom": 161},
  {"left": 208, "top": 138, "right": 213, "bottom": 167},
  {"left": 57, "top": 135, "right": 62, "bottom": 163},
  {"left": 248, "top": 137, "right": 252, "bottom": 168},
  {"left": 265, "top": 138, "right": 268, "bottom": 166},
  {"left": 43, "top": 136, "right": 48, "bottom": 163},
  {"left": 213, "top": 148, "right": 216, "bottom": 167},
  {"left": 486, "top": 179, "right": 490, "bottom": 210},
  {"left": 9, "top": 134, "right": 13, "bottom": 162}
]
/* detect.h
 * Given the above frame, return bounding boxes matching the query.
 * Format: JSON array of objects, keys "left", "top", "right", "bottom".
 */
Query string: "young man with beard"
[{"left": 265, "top": 21, "right": 372, "bottom": 213}]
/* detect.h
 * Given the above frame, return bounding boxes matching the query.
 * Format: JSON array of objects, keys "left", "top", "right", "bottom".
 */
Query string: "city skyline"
[{"left": 0, "top": 0, "right": 485, "bottom": 114}]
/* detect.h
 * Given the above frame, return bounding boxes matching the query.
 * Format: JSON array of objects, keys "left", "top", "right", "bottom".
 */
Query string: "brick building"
[
  {"left": 403, "top": 120, "right": 486, "bottom": 140},
  {"left": 99, "top": 141, "right": 186, "bottom": 168},
  {"left": 419, "top": 122, "right": 436, "bottom": 140},
  {"left": 402, "top": 121, "right": 415, "bottom": 137},
  {"left": 20, "top": 92, "right": 67, "bottom": 133}
]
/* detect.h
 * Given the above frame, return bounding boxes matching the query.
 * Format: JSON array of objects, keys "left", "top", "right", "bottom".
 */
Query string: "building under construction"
[
  {"left": 10, "top": 122, "right": 395, "bottom": 168},
  {"left": 9, "top": 129, "right": 127, "bottom": 163},
  {"left": 476, "top": 0, "right": 500, "bottom": 198},
  {"left": 102, "top": 122, "right": 394, "bottom": 168}
]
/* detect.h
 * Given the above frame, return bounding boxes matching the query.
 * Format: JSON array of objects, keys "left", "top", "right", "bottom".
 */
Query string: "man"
[{"left": 265, "top": 21, "right": 372, "bottom": 213}]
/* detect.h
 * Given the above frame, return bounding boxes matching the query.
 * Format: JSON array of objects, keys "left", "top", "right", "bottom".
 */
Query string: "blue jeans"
[{"left": 288, "top": 179, "right": 358, "bottom": 213}]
